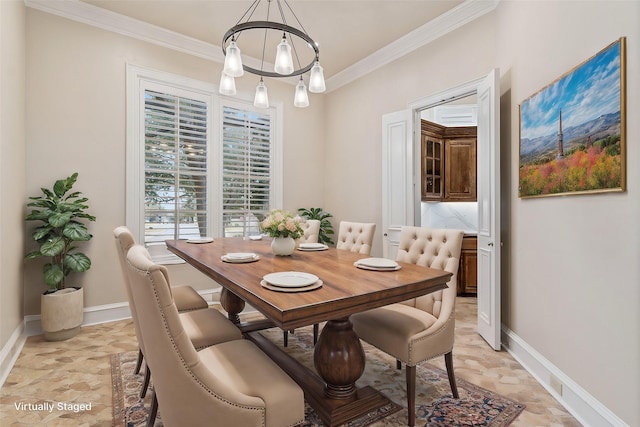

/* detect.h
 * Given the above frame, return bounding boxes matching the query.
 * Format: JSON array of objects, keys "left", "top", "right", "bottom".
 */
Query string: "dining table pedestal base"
[{"left": 246, "top": 320, "right": 393, "bottom": 427}]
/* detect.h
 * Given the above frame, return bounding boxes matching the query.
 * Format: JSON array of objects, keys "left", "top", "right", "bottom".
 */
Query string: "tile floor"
[{"left": 0, "top": 297, "right": 581, "bottom": 426}]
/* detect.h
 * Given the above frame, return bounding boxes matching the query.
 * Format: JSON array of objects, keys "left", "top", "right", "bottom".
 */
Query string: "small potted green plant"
[
  {"left": 25, "top": 172, "right": 96, "bottom": 341},
  {"left": 297, "top": 207, "right": 335, "bottom": 246}
]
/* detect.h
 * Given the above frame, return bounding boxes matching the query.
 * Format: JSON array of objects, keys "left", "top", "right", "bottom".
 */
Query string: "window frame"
[{"left": 126, "top": 64, "right": 283, "bottom": 263}]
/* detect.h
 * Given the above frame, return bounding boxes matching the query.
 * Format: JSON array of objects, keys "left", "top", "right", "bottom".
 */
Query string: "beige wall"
[
  {"left": 496, "top": 1, "right": 639, "bottom": 424},
  {"left": 23, "top": 9, "right": 326, "bottom": 314},
  {"left": 0, "top": 1, "right": 26, "bottom": 353},
  {"left": 325, "top": 1, "right": 639, "bottom": 425}
]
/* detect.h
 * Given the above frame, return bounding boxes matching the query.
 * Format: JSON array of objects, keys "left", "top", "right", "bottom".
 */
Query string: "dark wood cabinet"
[
  {"left": 457, "top": 236, "right": 477, "bottom": 296},
  {"left": 421, "top": 120, "right": 477, "bottom": 202}
]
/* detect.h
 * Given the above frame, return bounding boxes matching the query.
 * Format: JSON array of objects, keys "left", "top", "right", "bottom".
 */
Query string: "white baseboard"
[
  {"left": 23, "top": 287, "right": 222, "bottom": 336},
  {"left": 1, "top": 287, "right": 223, "bottom": 387},
  {"left": 501, "top": 326, "right": 628, "bottom": 427},
  {"left": 0, "top": 322, "right": 27, "bottom": 389}
]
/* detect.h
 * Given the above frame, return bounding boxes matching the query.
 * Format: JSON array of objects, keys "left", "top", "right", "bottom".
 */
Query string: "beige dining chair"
[
  {"left": 286, "top": 220, "right": 377, "bottom": 347},
  {"left": 125, "top": 244, "right": 305, "bottom": 427},
  {"left": 113, "top": 226, "right": 209, "bottom": 374},
  {"left": 298, "top": 219, "right": 321, "bottom": 244},
  {"left": 114, "top": 226, "right": 242, "bottom": 425},
  {"left": 336, "top": 221, "right": 376, "bottom": 254},
  {"left": 351, "top": 226, "right": 464, "bottom": 427}
]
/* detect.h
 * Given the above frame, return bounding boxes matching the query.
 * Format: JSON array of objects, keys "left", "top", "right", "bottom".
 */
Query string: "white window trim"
[{"left": 126, "top": 63, "right": 283, "bottom": 263}]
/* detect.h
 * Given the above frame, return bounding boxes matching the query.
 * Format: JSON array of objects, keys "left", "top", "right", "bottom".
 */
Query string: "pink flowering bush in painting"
[{"left": 260, "top": 209, "right": 303, "bottom": 239}]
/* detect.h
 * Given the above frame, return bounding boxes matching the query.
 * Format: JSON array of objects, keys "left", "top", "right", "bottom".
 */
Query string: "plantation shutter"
[
  {"left": 221, "top": 106, "right": 272, "bottom": 237},
  {"left": 143, "top": 90, "right": 209, "bottom": 246}
]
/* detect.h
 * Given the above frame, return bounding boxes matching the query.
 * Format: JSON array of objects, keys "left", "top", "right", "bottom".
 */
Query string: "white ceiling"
[{"left": 29, "top": 0, "right": 498, "bottom": 90}]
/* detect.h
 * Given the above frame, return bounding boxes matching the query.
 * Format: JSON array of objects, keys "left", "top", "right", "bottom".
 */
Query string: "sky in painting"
[{"left": 520, "top": 40, "right": 621, "bottom": 140}]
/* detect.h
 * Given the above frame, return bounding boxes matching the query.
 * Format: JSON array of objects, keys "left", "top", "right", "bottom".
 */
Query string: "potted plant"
[
  {"left": 260, "top": 209, "right": 303, "bottom": 256},
  {"left": 24, "top": 172, "right": 96, "bottom": 341},
  {"left": 297, "top": 207, "right": 335, "bottom": 246}
]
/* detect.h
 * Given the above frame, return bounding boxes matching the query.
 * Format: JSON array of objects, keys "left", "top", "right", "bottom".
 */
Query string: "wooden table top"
[{"left": 166, "top": 237, "right": 451, "bottom": 330}]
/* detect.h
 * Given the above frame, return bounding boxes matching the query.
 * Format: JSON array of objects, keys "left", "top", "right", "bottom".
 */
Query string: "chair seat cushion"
[
  {"left": 179, "top": 308, "right": 242, "bottom": 350},
  {"left": 199, "top": 339, "right": 305, "bottom": 427},
  {"left": 172, "top": 285, "right": 209, "bottom": 312},
  {"left": 352, "top": 304, "right": 437, "bottom": 363}
]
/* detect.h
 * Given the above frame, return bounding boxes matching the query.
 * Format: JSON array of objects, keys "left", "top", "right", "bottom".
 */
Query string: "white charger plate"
[
  {"left": 354, "top": 263, "right": 401, "bottom": 271},
  {"left": 298, "top": 243, "right": 328, "bottom": 251},
  {"left": 261, "top": 279, "right": 322, "bottom": 292},
  {"left": 356, "top": 257, "right": 399, "bottom": 268},
  {"left": 186, "top": 237, "right": 214, "bottom": 244},
  {"left": 263, "top": 271, "right": 319, "bottom": 288},
  {"left": 221, "top": 253, "right": 259, "bottom": 263},
  {"left": 225, "top": 252, "right": 257, "bottom": 260}
]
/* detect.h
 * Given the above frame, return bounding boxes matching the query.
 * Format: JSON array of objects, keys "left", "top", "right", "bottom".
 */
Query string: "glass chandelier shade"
[
  {"left": 219, "top": 0, "right": 325, "bottom": 108},
  {"left": 254, "top": 79, "right": 269, "bottom": 109},
  {"left": 294, "top": 78, "right": 309, "bottom": 108},
  {"left": 223, "top": 41, "right": 243, "bottom": 77},
  {"left": 274, "top": 36, "right": 294, "bottom": 75},
  {"left": 309, "top": 61, "right": 326, "bottom": 93},
  {"left": 219, "top": 73, "right": 236, "bottom": 96}
]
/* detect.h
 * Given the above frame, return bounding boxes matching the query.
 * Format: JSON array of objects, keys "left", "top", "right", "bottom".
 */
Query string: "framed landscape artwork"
[{"left": 519, "top": 37, "right": 626, "bottom": 198}]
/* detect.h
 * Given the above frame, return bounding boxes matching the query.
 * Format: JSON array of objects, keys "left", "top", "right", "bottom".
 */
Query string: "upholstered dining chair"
[
  {"left": 351, "top": 226, "right": 464, "bottom": 427},
  {"left": 287, "top": 220, "right": 377, "bottom": 347},
  {"left": 125, "top": 244, "right": 305, "bottom": 427},
  {"left": 298, "top": 219, "right": 321, "bottom": 244},
  {"left": 114, "top": 226, "right": 242, "bottom": 425},
  {"left": 336, "top": 221, "right": 376, "bottom": 254}
]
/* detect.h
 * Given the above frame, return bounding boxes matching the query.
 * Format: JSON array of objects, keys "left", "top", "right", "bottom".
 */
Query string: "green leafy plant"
[
  {"left": 297, "top": 207, "right": 335, "bottom": 246},
  {"left": 25, "top": 173, "right": 96, "bottom": 291}
]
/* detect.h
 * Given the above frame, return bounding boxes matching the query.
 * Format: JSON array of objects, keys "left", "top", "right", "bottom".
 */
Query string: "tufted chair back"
[
  {"left": 396, "top": 227, "right": 464, "bottom": 316},
  {"left": 336, "top": 221, "right": 376, "bottom": 255},
  {"left": 298, "top": 219, "right": 321, "bottom": 244}
]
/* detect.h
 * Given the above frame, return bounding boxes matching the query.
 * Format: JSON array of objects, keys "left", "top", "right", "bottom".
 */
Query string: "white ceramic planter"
[
  {"left": 271, "top": 236, "right": 296, "bottom": 256},
  {"left": 41, "top": 287, "right": 84, "bottom": 341}
]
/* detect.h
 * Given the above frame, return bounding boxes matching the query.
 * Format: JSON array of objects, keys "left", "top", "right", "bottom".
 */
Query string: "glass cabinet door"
[{"left": 421, "top": 135, "right": 443, "bottom": 201}]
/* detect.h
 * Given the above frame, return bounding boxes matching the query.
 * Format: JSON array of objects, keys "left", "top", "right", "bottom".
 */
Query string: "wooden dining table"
[{"left": 166, "top": 237, "right": 452, "bottom": 426}]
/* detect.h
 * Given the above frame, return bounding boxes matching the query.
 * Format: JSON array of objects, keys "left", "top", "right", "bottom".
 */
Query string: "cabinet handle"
[{"left": 488, "top": 242, "right": 494, "bottom": 246}]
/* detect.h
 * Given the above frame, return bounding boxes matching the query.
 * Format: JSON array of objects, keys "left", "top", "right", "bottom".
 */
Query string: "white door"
[
  {"left": 476, "top": 69, "right": 501, "bottom": 350},
  {"left": 382, "top": 69, "right": 501, "bottom": 349},
  {"left": 381, "top": 110, "right": 414, "bottom": 260}
]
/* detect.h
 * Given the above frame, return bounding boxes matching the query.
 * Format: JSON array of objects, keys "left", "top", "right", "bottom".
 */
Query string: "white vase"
[{"left": 271, "top": 236, "right": 296, "bottom": 256}]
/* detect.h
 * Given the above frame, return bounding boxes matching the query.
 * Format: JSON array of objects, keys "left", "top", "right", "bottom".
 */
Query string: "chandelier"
[{"left": 219, "top": 0, "right": 326, "bottom": 108}]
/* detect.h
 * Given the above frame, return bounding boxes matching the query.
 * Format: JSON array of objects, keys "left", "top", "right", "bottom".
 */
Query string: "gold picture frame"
[{"left": 518, "top": 37, "right": 626, "bottom": 198}]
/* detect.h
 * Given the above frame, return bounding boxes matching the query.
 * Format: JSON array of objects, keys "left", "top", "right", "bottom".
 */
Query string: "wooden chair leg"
[
  {"left": 146, "top": 391, "right": 158, "bottom": 427},
  {"left": 444, "top": 351, "right": 459, "bottom": 398},
  {"left": 140, "top": 366, "right": 151, "bottom": 398},
  {"left": 313, "top": 323, "right": 319, "bottom": 344},
  {"left": 397, "top": 359, "right": 402, "bottom": 370},
  {"left": 406, "top": 365, "right": 416, "bottom": 427},
  {"left": 283, "top": 330, "right": 289, "bottom": 347},
  {"left": 134, "top": 348, "right": 144, "bottom": 375}
]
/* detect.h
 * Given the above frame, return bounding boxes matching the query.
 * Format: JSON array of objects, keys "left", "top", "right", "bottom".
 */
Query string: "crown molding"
[
  {"left": 326, "top": 0, "right": 499, "bottom": 92},
  {"left": 24, "top": 0, "right": 498, "bottom": 92}
]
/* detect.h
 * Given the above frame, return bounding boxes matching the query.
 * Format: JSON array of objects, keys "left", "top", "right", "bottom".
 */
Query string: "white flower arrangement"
[{"left": 260, "top": 209, "right": 304, "bottom": 239}]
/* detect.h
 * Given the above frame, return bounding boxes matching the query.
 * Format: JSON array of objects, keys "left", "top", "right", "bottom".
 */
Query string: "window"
[
  {"left": 221, "top": 104, "right": 274, "bottom": 237},
  {"left": 127, "top": 65, "right": 282, "bottom": 263}
]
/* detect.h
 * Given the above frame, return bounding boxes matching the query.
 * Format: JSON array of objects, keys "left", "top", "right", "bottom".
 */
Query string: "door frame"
[{"left": 406, "top": 70, "right": 501, "bottom": 349}]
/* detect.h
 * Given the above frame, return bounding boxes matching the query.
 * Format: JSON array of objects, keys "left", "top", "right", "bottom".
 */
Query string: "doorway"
[{"left": 381, "top": 69, "right": 501, "bottom": 349}]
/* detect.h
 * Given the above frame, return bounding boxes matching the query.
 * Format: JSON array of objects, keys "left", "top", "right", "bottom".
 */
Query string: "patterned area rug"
[{"left": 112, "top": 326, "right": 525, "bottom": 426}]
